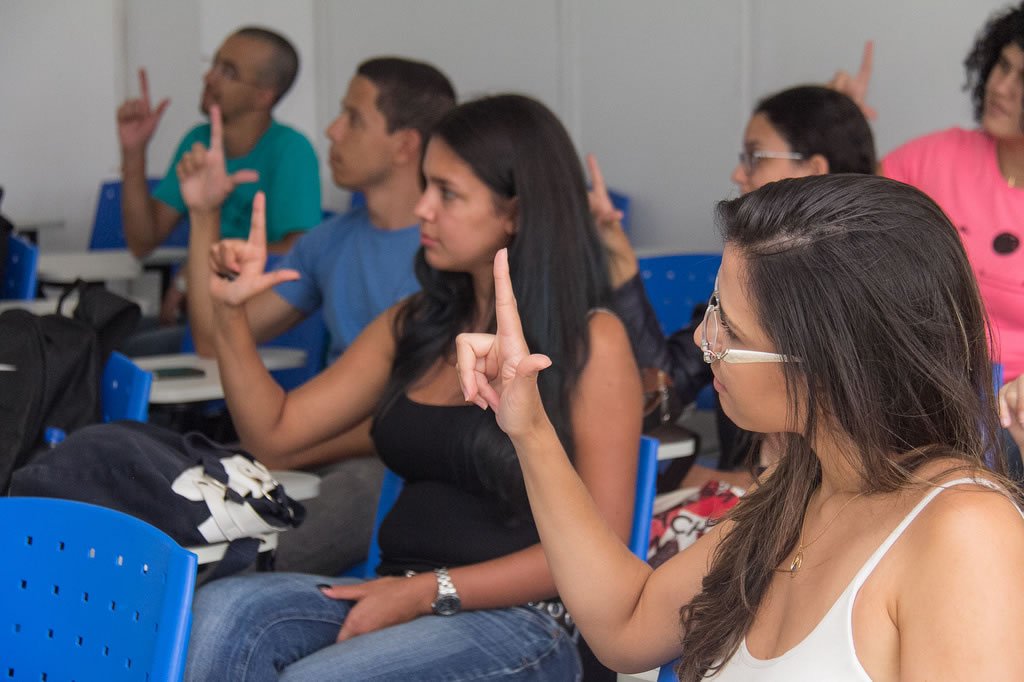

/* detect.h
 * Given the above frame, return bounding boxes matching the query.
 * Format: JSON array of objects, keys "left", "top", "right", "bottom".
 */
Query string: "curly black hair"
[{"left": 965, "top": 2, "right": 1024, "bottom": 124}]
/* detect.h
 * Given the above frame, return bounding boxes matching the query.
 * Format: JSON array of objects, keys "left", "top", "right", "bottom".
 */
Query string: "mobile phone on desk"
[{"left": 153, "top": 367, "right": 205, "bottom": 380}]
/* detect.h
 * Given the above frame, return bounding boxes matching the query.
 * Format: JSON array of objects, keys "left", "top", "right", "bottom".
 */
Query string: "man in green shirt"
[{"left": 116, "top": 26, "right": 320, "bottom": 259}]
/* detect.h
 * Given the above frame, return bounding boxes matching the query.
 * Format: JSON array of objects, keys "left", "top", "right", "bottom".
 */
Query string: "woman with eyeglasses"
[
  {"left": 594, "top": 85, "right": 875, "bottom": 473},
  {"left": 460, "top": 174, "right": 1024, "bottom": 681}
]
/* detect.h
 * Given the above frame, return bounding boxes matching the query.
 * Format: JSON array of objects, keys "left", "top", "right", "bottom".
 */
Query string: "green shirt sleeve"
[
  {"left": 262, "top": 127, "right": 322, "bottom": 243},
  {"left": 152, "top": 125, "right": 208, "bottom": 213}
]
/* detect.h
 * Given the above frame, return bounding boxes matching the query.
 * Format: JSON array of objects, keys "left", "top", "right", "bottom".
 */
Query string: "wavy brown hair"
[{"left": 675, "top": 174, "right": 1007, "bottom": 680}]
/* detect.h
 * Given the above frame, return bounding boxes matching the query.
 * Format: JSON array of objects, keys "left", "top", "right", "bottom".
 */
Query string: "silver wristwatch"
[{"left": 431, "top": 567, "right": 462, "bottom": 616}]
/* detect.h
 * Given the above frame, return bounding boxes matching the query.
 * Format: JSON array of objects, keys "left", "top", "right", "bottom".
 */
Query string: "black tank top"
[{"left": 370, "top": 394, "right": 539, "bottom": 575}]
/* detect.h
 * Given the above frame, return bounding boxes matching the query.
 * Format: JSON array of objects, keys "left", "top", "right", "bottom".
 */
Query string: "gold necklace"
[{"left": 782, "top": 491, "right": 866, "bottom": 578}]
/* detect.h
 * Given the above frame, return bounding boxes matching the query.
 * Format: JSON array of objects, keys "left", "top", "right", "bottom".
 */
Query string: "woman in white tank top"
[{"left": 457, "top": 173, "right": 1024, "bottom": 681}]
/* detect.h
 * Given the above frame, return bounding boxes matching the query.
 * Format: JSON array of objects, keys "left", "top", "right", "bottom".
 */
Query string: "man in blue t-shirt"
[{"left": 182, "top": 57, "right": 456, "bottom": 575}]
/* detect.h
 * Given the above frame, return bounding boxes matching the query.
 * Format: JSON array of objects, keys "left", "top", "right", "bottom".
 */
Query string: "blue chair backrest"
[
  {"left": 608, "top": 188, "right": 632, "bottom": 234},
  {"left": 346, "top": 436, "right": 659, "bottom": 579},
  {"left": 2, "top": 234, "right": 38, "bottom": 299},
  {"left": 90, "top": 179, "right": 190, "bottom": 250},
  {"left": 102, "top": 351, "right": 152, "bottom": 423},
  {"left": 658, "top": 660, "right": 680, "bottom": 681},
  {"left": 349, "top": 191, "right": 366, "bottom": 210},
  {"left": 0, "top": 496, "right": 197, "bottom": 681},
  {"left": 630, "top": 435, "right": 660, "bottom": 559},
  {"left": 638, "top": 252, "right": 721, "bottom": 409},
  {"left": 637, "top": 253, "right": 721, "bottom": 336}
]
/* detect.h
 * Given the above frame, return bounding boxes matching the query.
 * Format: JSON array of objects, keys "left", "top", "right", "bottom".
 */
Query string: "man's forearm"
[
  {"left": 185, "top": 209, "right": 222, "bottom": 356},
  {"left": 121, "top": 151, "right": 162, "bottom": 257}
]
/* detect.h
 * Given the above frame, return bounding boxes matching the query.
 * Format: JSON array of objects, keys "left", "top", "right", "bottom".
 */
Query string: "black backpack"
[
  {"left": 9, "top": 421, "right": 306, "bottom": 579},
  {"left": 0, "top": 284, "right": 140, "bottom": 491},
  {"left": 0, "top": 187, "right": 12, "bottom": 289}
]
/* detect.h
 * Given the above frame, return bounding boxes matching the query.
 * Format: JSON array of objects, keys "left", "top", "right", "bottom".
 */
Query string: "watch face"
[{"left": 432, "top": 594, "right": 461, "bottom": 616}]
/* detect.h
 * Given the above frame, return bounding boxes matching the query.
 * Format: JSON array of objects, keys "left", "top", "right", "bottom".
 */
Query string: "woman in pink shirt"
[{"left": 836, "top": 5, "right": 1024, "bottom": 389}]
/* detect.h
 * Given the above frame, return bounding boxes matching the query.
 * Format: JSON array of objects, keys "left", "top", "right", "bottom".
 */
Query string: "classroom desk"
[
  {"left": 16, "top": 218, "right": 65, "bottom": 245},
  {"left": 38, "top": 250, "right": 142, "bottom": 283},
  {"left": 647, "top": 422, "right": 698, "bottom": 460},
  {"left": 0, "top": 292, "right": 153, "bottom": 316},
  {"left": 0, "top": 297, "right": 71, "bottom": 315},
  {"left": 135, "top": 347, "right": 307, "bottom": 404},
  {"left": 143, "top": 247, "right": 188, "bottom": 266}
]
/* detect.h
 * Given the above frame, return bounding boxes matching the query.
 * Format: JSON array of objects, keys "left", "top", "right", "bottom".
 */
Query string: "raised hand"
[
  {"left": 999, "top": 375, "right": 1024, "bottom": 450},
  {"left": 455, "top": 248, "right": 553, "bottom": 439},
  {"left": 587, "top": 154, "right": 637, "bottom": 287},
  {"left": 587, "top": 154, "right": 625, "bottom": 228},
  {"left": 827, "top": 40, "right": 877, "bottom": 120},
  {"left": 208, "top": 191, "right": 299, "bottom": 307},
  {"left": 177, "top": 105, "right": 259, "bottom": 215},
  {"left": 116, "top": 68, "right": 170, "bottom": 153}
]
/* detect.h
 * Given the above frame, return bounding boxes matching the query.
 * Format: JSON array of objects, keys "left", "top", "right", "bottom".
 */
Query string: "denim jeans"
[{"left": 185, "top": 572, "right": 582, "bottom": 681}]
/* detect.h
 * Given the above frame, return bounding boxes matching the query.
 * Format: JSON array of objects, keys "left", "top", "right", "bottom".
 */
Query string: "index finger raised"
[
  {"left": 247, "top": 191, "right": 267, "bottom": 249},
  {"left": 209, "top": 104, "right": 224, "bottom": 153},
  {"left": 856, "top": 40, "right": 874, "bottom": 85},
  {"left": 138, "top": 68, "right": 151, "bottom": 107},
  {"left": 587, "top": 153, "right": 608, "bottom": 195},
  {"left": 493, "top": 248, "right": 526, "bottom": 344}
]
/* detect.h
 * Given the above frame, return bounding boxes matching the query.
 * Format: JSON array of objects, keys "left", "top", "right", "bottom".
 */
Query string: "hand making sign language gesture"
[
  {"left": 205, "top": 191, "right": 299, "bottom": 309},
  {"left": 828, "top": 40, "right": 877, "bottom": 120},
  {"left": 176, "top": 104, "right": 259, "bottom": 217},
  {"left": 455, "top": 248, "right": 553, "bottom": 440},
  {"left": 587, "top": 153, "right": 638, "bottom": 288},
  {"left": 116, "top": 68, "right": 171, "bottom": 153}
]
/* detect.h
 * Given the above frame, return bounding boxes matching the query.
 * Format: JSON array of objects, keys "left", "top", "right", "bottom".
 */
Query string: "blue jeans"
[{"left": 185, "top": 572, "right": 581, "bottom": 681}]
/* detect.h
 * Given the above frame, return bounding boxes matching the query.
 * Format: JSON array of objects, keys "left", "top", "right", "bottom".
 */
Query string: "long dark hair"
[
  {"left": 379, "top": 94, "right": 611, "bottom": 516},
  {"left": 755, "top": 86, "right": 876, "bottom": 174},
  {"left": 676, "top": 174, "right": 1005, "bottom": 680},
  {"left": 965, "top": 2, "right": 1024, "bottom": 126}
]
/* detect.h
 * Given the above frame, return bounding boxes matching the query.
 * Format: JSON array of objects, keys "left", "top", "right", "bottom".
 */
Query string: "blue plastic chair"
[
  {"left": 346, "top": 436, "right": 660, "bottom": 579},
  {"left": 90, "top": 179, "right": 190, "bottom": 250},
  {"left": 630, "top": 435, "right": 660, "bottom": 557},
  {"left": 637, "top": 252, "right": 721, "bottom": 409},
  {"left": 0, "top": 496, "right": 197, "bottom": 681},
  {"left": 102, "top": 351, "right": 153, "bottom": 423},
  {"left": 657, "top": 660, "right": 680, "bottom": 680},
  {"left": 2, "top": 234, "right": 38, "bottom": 300},
  {"left": 608, "top": 188, "right": 632, "bottom": 234}
]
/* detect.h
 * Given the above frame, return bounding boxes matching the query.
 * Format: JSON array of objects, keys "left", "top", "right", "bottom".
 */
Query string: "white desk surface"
[
  {"left": 0, "top": 297, "right": 72, "bottom": 315},
  {"left": 38, "top": 250, "right": 142, "bottom": 282},
  {"left": 135, "top": 347, "right": 307, "bottom": 404},
  {"left": 646, "top": 422, "right": 698, "bottom": 460},
  {"left": 143, "top": 247, "right": 188, "bottom": 266},
  {"left": 271, "top": 469, "right": 321, "bottom": 501},
  {"left": 0, "top": 292, "right": 152, "bottom": 317}
]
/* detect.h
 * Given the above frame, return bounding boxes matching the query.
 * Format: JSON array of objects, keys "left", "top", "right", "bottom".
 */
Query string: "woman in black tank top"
[{"left": 185, "top": 94, "right": 642, "bottom": 681}]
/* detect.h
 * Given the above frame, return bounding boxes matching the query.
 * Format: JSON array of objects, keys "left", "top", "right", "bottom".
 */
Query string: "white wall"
[
  {"left": 1, "top": 0, "right": 120, "bottom": 249},
  {"left": 0, "top": 0, "right": 1014, "bottom": 252}
]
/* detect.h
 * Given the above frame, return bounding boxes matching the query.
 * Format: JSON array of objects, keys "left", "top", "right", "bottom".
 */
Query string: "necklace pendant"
[{"left": 789, "top": 550, "right": 803, "bottom": 576}]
